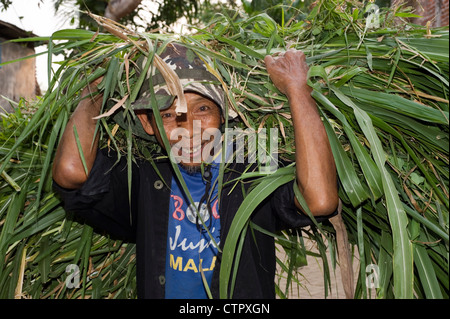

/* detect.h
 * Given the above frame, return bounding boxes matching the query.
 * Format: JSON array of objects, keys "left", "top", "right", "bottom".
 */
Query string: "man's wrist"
[{"left": 286, "top": 85, "right": 313, "bottom": 101}]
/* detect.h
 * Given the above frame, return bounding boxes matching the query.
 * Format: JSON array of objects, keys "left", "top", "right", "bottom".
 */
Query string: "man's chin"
[{"left": 179, "top": 163, "right": 202, "bottom": 175}]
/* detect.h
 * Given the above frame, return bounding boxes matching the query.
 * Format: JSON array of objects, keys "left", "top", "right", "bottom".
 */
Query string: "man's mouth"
[
  {"left": 186, "top": 144, "right": 202, "bottom": 155},
  {"left": 182, "top": 143, "right": 203, "bottom": 158},
  {"left": 171, "top": 142, "right": 207, "bottom": 163}
]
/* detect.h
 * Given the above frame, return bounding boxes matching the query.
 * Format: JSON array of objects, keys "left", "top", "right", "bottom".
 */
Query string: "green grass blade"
[
  {"left": 72, "top": 125, "right": 89, "bottom": 177},
  {"left": 219, "top": 166, "right": 295, "bottom": 298},
  {"left": 320, "top": 110, "right": 370, "bottom": 207},
  {"left": 333, "top": 87, "right": 414, "bottom": 299}
]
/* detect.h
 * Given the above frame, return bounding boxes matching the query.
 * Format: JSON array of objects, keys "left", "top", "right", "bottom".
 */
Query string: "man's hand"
[{"left": 264, "top": 49, "right": 311, "bottom": 98}]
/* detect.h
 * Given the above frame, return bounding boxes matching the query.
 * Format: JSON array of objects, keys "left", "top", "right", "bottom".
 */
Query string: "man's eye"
[
  {"left": 199, "top": 105, "right": 209, "bottom": 112},
  {"left": 162, "top": 112, "right": 172, "bottom": 118}
]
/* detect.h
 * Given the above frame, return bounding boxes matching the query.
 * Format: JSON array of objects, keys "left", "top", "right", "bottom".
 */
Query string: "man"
[{"left": 52, "top": 43, "right": 338, "bottom": 299}]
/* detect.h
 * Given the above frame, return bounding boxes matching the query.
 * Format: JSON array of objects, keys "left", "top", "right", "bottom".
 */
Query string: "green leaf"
[
  {"left": 332, "top": 88, "right": 414, "bottom": 299},
  {"left": 395, "top": 12, "right": 422, "bottom": 18},
  {"left": 319, "top": 110, "right": 370, "bottom": 207},
  {"left": 339, "top": 87, "right": 449, "bottom": 125},
  {"left": 72, "top": 125, "right": 89, "bottom": 176},
  {"left": 314, "top": 90, "right": 383, "bottom": 201},
  {"left": 219, "top": 166, "right": 295, "bottom": 298},
  {"left": 413, "top": 234, "right": 443, "bottom": 298}
]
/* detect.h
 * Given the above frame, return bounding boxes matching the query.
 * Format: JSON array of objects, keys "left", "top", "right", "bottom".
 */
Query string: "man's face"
[{"left": 137, "top": 92, "right": 224, "bottom": 169}]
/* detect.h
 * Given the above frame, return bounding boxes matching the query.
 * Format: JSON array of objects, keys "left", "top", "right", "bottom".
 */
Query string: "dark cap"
[{"left": 113, "top": 42, "right": 236, "bottom": 140}]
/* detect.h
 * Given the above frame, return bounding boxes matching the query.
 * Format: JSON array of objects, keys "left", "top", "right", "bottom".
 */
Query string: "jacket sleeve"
[
  {"left": 271, "top": 180, "right": 337, "bottom": 230},
  {"left": 53, "top": 148, "right": 138, "bottom": 242}
]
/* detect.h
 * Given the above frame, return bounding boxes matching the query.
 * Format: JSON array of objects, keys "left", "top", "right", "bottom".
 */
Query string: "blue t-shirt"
[{"left": 164, "top": 164, "right": 221, "bottom": 299}]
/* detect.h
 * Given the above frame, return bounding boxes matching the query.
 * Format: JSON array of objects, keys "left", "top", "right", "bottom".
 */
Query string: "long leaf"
[
  {"left": 333, "top": 88, "right": 414, "bottom": 299},
  {"left": 219, "top": 166, "right": 295, "bottom": 298}
]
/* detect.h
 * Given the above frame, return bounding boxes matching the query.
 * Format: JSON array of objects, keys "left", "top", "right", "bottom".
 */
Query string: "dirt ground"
[{"left": 275, "top": 237, "right": 360, "bottom": 299}]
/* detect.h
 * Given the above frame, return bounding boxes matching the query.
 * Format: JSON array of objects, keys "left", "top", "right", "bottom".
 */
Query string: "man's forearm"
[
  {"left": 288, "top": 88, "right": 338, "bottom": 216},
  {"left": 52, "top": 85, "right": 103, "bottom": 189},
  {"left": 264, "top": 50, "right": 338, "bottom": 216}
]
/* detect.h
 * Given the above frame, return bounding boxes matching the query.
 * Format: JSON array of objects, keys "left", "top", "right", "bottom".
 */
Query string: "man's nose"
[{"left": 176, "top": 114, "right": 199, "bottom": 139}]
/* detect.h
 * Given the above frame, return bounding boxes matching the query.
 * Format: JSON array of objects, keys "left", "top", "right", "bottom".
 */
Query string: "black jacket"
[{"left": 54, "top": 148, "right": 335, "bottom": 299}]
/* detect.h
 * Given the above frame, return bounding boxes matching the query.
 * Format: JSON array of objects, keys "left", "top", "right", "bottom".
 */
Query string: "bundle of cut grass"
[{"left": 0, "top": 0, "right": 448, "bottom": 299}]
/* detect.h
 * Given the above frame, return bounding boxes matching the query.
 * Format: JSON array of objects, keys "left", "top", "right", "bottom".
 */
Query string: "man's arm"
[
  {"left": 265, "top": 49, "right": 338, "bottom": 216},
  {"left": 52, "top": 78, "right": 103, "bottom": 189}
]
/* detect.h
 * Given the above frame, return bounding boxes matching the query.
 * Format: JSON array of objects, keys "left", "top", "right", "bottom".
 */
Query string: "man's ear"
[{"left": 136, "top": 110, "right": 155, "bottom": 135}]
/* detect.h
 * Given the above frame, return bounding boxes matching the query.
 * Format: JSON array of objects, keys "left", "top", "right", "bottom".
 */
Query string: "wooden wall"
[{"left": 0, "top": 23, "right": 40, "bottom": 113}]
